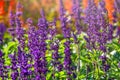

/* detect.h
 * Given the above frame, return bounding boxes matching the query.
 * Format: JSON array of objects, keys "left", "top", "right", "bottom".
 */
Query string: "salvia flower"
[
  {"left": 51, "top": 41, "right": 61, "bottom": 68},
  {"left": 100, "top": 55, "right": 110, "bottom": 72},
  {"left": 64, "top": 40, "right": 72, "bottom": 79},
  {"left": 17, "top": 46, "right": 32, "bottom": 80},
  {"left": 19, "top": 52, "right": 32, "bottom": 80},
  {"left": 103, "top": 64, "right": 110, "bottom": 72},
  {"left": 114, "top": 0, "right": 120, "bottom": 13},
  {"left": 0, "top": 50, "right": 8, "bottom": 79},
  {"left": 35, "top": 9, "right": 48, "bottom": 79},
  {"left": 72, "top": 0, "right": 82, "bottom": 34},
  {"left": 9, "top": 53, "right": 19, "bottom": 80},
  {"left": 59, "top": 0, "right": 71, "bottom": 38},
  {"left": 15, "top": 14, "right": 25, "bottom": 49},
  {"left": 8, "top": 10, "right": 16, "bottom": 40},
  {"left": 0, "top": 50, "right": 4, "bottom": 79},
  {"left": 84, "top": 0, "right": 110, "bottom": 52},
  {"left": 9, "top": 10, "right": 16, "bottom": 27},
  {"left": 15, "top": 2, "right": 26, "bottom": 50},
  {"left": 59, "top": 0, "right": 73, "bottom": 79},
  {"left": 28, "top": 9, "right": 48, "bottom": 79},
  {"left": 84, "top": 0, "right": 99, "bottom": 50},
  {"left": 108, "top": 24, "right": 114, "bottom": 40},
  {"left": 48, "top": 18, "right": 57, "bottom": 40},
  {"left": 16, "top": 2, "right": 23, "bottom": 17},
  {"left": 0, "top": 23, "right": 6, "bottom": 44}
]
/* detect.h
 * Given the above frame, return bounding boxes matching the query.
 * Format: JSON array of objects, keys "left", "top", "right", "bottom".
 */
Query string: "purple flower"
[
  {"left": 16, "top": 2, "right": 23, "bottom": 16},
  {"left": 15, "top": 15, "right": 25, "bottom": 49},
  {"left": 59, "top": 0, "right": 73, "bottom": 79},
  {"left": 100, "top": 55, "right": 107, "bottom": 64},
  {"left": 100, "top": 55, "right": 110, "bottom": 72},
  {"left": 0, "top": 23, "right": 6, "bottom": 44},
  {"left": 0, "top": 50, "right": 8, "bottom": 79},
  {"left": 59, "top": 0, "right": 71, "bottom": 38},
  {"left": 19, "top": 53, "right": 32, "bottom": 79},
  {"left": 9, "top": 10, "right": 15, "bottom": 27},
  {"left": 104, "top": 64, "right": 110, "bottom": 72},
  {"left": 48, "top": 18, "right": 57, "bottom": 40},
  {"left": 84, "top": 0, "right": 99, "bottom": 49},
  {"left": 64, "top": 40, "right": 73, "bottom": 78},
  {"left": 72, "top": 0, "right": 82, "bottom": 34},
  {"left": 35, "top": 9, "right": 48, "bottom": 79},
  {"left": 108, "top": 24, "right": 114, "bottom": 40},
  {"left": 51, "top": 40, "right": 63, "bottom": 74},
  {"left": 15, "top": 2, "right": 26, "bottom": 50},
  {"left": 84, "top": 0, "right": 111, "bottom": 52},
  {"left": 17, "top": 46, "right": 32, "bottom": 79},
  {"left": 28, "top": 9, "right": 48, "bottom": 79},
  {"left": 26, "top": 18, "right": 33, "bottom": 26},
  {"left": 9, "top": 53, "right": 19, "bottom": 80},
  {"left": 99, "top": 0, "right": 107, "bottom": 13},
  {"left": 11, "top": 71, "right": 19, "bottom": 80},
  {"left": 8, "top": 10, "right": 16, "bottom": 38},
  {"left": 114, "top": 0, "right": 120, "bottom": 13}
]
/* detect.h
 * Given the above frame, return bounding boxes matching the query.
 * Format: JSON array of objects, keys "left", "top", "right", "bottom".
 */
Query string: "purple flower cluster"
[
  {"left": 9, "top": 53, "right": 19, "bottom": 80},
  {"left": 15, "top": 2, "right": 26, "bottom": 50},
  {"left": 50, "top": 41, "right": 63, "bottom": 79},
  {"left": 59, "top": 0, "right": 71, "bottom": 38},
  {"left": 48, "top": 18, "right": 57, "bottom": 40},
  {"left": 114, "top": 0, "right": 120, "bottom": 37},
  {"left": 72, "top": 0, "right": 82, "bottom": 34},
  {"left": 8, "top": 11, "right": 16, "bottom": 39},
  {"left": 84, "top": 0, "right": 113, "bottom": 74},
  {"left": 19, "top": 52, "right": 32, "bottom": 79},
  {"left": 64, "top": 40, "right": 72, "bottom": 79},
  {"left": 0, "top": 50, "right": 4, "bottom": 79},
  {"left": 0, "top": 23, "right": 6, "bottom": 44},
  {"left": 0, "top": 50, "right": 8, "bottom": 79},
  {"left": 5, "top": 0, "right": 119, "bottom": 79},
  {"left": 8, "top": 2, "right": 32, "bottom": 80},
  {"left": 114, "top": 0, "right": 120, "bottom": 13},
  {"left": 9, "top": 11, "right": 16, "bottom": 27},
  {"left": 28, "top": 9, "right": 48, "bottom": 79},
  {"left": 59, "top": 0, "right": 73, "bottom": 79},
  {"left": 100, "top": 55, "right": 110, "bottom": 72},
  {"left": 84, "top": 0, "right": 113, "bottom": 52}
]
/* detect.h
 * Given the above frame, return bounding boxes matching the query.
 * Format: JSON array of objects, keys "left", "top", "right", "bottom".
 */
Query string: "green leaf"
[
  {"left": 80, "top": 56, "right": 92, "bottom": 63},
  {"left": 46, "top": 73, "right": 52, "bottom": 80},
  {"left": 3, "top": 41, "right": 18, "bottom": 54}
]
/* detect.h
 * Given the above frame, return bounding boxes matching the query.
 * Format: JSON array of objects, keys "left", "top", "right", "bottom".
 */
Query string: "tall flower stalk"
[
  {"left": 0, "top": 50, "right": 5, "bottom": 79},
  {"left": 72, "top": 0, "right": 83, "bottom": 77},
  {"left": 84, "top": 0, "right": 112, "bottom": 79},
  {"left": 36, "top": 9, "right": 48, "bottom": 79},
  {"left": 28, "top": 9, "right": 48, "bottom": 79},
  {"left": 72, "top": 0, "right": 82, "bottom": 34},
  {"left": 0, "top": 23, "right": 6, "bottom": 45},
  {"left": 9, "top": 53, "right": 19, "bottom": 80},
  {"left": 59, "top": 0, "right": 73, "bottom": 79},
  {"left": 8, "top": 10, "right": 16, "bottom": 40},
  {"left": 49, "top": 19, "right": 63, "bottom": 79},
  {"left": 15, "top": 2, "right": 26, "bottom": 53}
]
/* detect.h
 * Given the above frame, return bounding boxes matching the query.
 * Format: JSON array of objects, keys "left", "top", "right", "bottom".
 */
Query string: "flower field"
[{"left": 0, "top": 0, "right": 120, "bottom": 80}]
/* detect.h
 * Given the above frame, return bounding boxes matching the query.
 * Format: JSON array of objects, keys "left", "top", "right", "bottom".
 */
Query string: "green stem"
[
  {"left": 86, "top": 64, "right": 88, "bottom": 80},
  {"left": 52, "top": 65, "right": 56, "bottom": 80},
  {"left": 93, "top": 63, "right": 95, "bottom": 80},
  {"left": 77, "top": 44, "right": 80, "bottom": 71},
  {"left": 97, "top": 63, "right": 100, "bottom": 80},
  {"left": 76, "top": 43, "right": 80, "bottom": 80}
]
